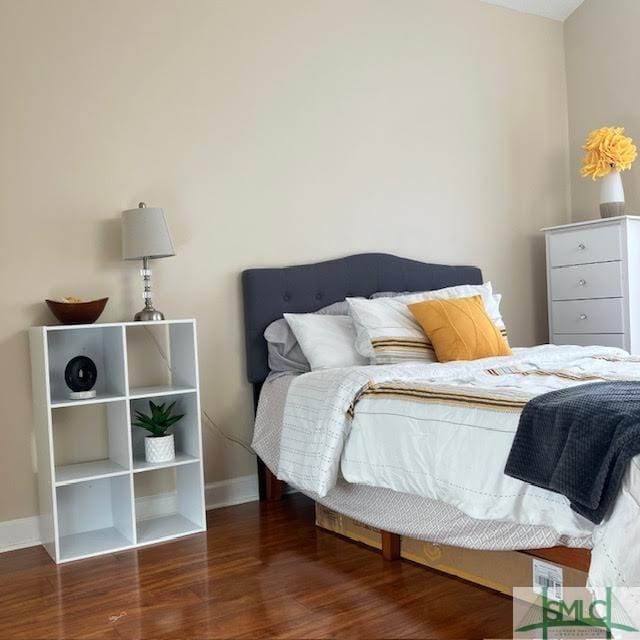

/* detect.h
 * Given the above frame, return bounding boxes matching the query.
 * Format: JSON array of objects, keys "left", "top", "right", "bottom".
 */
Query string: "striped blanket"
[{"left": 278, "top": 344, "right": 640, "bottom": 499}]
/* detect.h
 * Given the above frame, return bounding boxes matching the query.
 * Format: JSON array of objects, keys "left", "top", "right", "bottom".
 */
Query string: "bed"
[{"left": 241, "top": 253, "right": 640, "bottom": 607}]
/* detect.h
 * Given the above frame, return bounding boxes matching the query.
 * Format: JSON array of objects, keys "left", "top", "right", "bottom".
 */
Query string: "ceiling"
[{"left": 480, "top": 0, "right": 585, "bottom": 21}]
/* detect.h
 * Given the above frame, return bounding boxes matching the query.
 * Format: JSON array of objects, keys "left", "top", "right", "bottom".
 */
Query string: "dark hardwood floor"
[{"left": 0, "top": 494, "right": 514, "bottom": 639}]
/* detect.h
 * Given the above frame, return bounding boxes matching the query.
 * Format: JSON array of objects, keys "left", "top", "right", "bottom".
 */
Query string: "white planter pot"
[
  {"left": 145, "top": 434, "right": 175, "bottom": 464},
  {"left": 600, "top": 170, "right": 625, "bottom": 218}
]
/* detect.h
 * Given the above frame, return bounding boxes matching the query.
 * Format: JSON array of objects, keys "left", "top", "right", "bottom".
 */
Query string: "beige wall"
[
  {"left": 565, "top": 0, "right": 640, "bottom": 221},
  {"left": 0, "top": 0, "right": 569, "bottom": 523}
]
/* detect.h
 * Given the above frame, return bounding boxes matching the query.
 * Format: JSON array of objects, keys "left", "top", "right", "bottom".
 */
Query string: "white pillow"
[
  {"left": 283, "top": 314, "right": 368, "bottom": 371},
  {"left": 347, "top": 282, "right": 507, "bottom": 365},
  {"left": 264, "top": 300, "right": 352, "bottom": 374}
]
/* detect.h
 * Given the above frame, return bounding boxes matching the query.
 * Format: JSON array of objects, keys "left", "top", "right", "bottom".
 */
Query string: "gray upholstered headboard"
[{"left": 241, "top": 253, "right": 483, "bottom": 386}]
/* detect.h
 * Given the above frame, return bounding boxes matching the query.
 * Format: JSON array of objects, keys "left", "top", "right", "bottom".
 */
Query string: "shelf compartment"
[
  {"left": 52, "top": 401, "right": 131, "bottom": 481},
  {"left": 59, "top": 527, "right": 133, "bottom": 562},
  {"left": 47, "top": 325, "right": 127, "bottom": 406},
  {"left": 125, "top": 322, "right": 197, "bottom": 393},
  {"left": 128, "top": 385, "right": 196, "bottom": 400},
  {"left": 55, "top": 460, "right": 129, "bottom": 486},
  {"left": 134, "top": 464, "right": 205, "bottom": 546},
  {"left": 56, "top": 475, "right": 135, "bottom": 562},
  {"left": 133, "top": 452, "right": 199, "bottom": 474},
  {"left": 130, "top": 392, "right": 201, "bottom": 467}
]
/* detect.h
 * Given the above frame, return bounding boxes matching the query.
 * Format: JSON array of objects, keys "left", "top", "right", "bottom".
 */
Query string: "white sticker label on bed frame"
[{"left": 532, "top": 559, "right": 563, "bottom": 601}]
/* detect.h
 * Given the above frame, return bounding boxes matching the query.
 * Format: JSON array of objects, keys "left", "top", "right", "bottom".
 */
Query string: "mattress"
[{"left": 252, "top": 372, "right": 591, "bottom": 552}]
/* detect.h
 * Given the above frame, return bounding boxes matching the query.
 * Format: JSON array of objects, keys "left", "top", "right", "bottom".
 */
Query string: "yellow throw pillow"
[{"left": 407, "top": 295, "right": 512, "bottom": 363}]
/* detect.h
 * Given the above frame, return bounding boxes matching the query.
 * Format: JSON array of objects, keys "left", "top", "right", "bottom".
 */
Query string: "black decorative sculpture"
[{"left": 64, "top": 356, "right": 98, "bottom": 400}]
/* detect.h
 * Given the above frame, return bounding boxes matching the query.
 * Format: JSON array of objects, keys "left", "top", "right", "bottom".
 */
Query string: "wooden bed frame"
[
  {"left": 261, "top": 467, "right": 591, "bottom": 571},
  {"left": 242, "top": 253, "right": 592, "bottom": 577}
]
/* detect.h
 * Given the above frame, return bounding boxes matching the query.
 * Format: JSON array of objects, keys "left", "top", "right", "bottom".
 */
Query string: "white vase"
[
  {"left": 145, "top": 434, "right": 175, "bottom": 464},
  {"left": 600, "top": 170, "right": 625, "bottom": 218}
]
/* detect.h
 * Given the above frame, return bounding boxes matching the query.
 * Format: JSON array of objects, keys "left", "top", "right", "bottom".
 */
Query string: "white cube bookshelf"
[{"left": 29, "top": 319, "right": 206, "bottom": 563}]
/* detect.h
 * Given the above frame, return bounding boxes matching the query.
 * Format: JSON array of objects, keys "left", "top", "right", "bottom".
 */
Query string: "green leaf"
[
  {"left": 133, "top": 400, "right": 184, "bottom": 436},
  {"left": 150, "top": 401, "right": 161, "bottom": 422},
  {"left": 165, "top": 414, "right": 184, "bottom": 428},
  {"left": 132, "top": 421, "right": 155, "bottom": 434},
  {"left": 134, "top": 414, "right": 156, "bottom": 428}
]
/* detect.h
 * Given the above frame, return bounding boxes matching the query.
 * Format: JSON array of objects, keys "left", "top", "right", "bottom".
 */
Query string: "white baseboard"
[
  {"left": 0, "top": 473, "right": 261, "bottom": 554},
  {"left": 0, "top": 515, "right": 41, "bottom": 553},
  {"left": 205, "top": 473, "right": 259, "bottom": 509}
]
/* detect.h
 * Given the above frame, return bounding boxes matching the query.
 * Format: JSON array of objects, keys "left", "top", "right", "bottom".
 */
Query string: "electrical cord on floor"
[{"left": 143, "top": 327, "right": 254, "bottom": 455}]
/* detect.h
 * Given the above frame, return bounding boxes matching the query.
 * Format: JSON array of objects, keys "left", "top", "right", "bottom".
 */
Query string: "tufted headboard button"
[
  {"left": 315, "top": 292, "right": 323, "bottom": 301},
  {"left": 283, "top": 294, "right": 291, "bottom": 302}
]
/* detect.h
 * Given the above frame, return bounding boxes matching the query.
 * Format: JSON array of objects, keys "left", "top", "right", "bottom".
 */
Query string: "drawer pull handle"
[
  {"left": 578, "top": 279, "right": 587, "bottom": 286},
  {"left": 578, "top": 243, "right": 586, "bottom": 250},
  {"left": 579, "top": 313, "right": 588, "bottom": 320}
]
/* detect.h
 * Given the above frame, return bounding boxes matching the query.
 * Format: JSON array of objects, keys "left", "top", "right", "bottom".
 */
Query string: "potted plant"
[
  {"left": 581, "top": 126, "right": 637, "bottom": 218},
  {"left": 133, "top": 400, "right": 184, "bottom": 464}
]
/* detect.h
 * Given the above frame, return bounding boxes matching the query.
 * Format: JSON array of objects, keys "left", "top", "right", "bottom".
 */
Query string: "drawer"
[
  {"left": 552, "top": 334, "right": 626, "bottom": 350},
  {"left": 550, "top": 262, "right": 623, "bottom": 300},
  {"left": 551, "top": 299, "right": 624, "bottom": 334},
  {"left": 548, "top": 224, "right": 622, "bottom": 267}
]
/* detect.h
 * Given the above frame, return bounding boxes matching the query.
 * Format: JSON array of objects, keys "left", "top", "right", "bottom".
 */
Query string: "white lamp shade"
[{"left": 121, "top": 206, "right": 176, "bottom": 260}]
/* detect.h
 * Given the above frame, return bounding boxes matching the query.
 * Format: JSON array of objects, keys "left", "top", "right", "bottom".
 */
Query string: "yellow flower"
[{"left": 581, "top": 126, "right": 637, "bottom": 180}]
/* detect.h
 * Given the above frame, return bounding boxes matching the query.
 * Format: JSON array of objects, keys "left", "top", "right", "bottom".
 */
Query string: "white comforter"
[{"left": 277, "top": 345, "right": 640, "bottom": 601}]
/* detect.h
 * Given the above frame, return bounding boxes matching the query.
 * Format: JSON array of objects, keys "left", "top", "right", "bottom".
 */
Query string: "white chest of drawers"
[{"left": 543, "top": 216, "right": 640, "bottom": 354}]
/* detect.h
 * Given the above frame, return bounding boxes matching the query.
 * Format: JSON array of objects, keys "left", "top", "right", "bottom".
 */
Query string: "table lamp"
[{"left": 121, "top": 202, "right": 175, "bottom": 321}]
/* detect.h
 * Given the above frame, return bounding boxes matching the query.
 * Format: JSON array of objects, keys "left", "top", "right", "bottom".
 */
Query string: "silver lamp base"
[
  {"left": 135, "top": 307, "right": 165, "bottom": 322},
  {"left": 134, "top": 255, "right": 166, "bottom": 321}
]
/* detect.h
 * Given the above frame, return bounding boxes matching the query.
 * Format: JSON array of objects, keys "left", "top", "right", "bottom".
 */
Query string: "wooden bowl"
[{"left": 45, "top": 298, "right": 109, "bottom": 325}]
